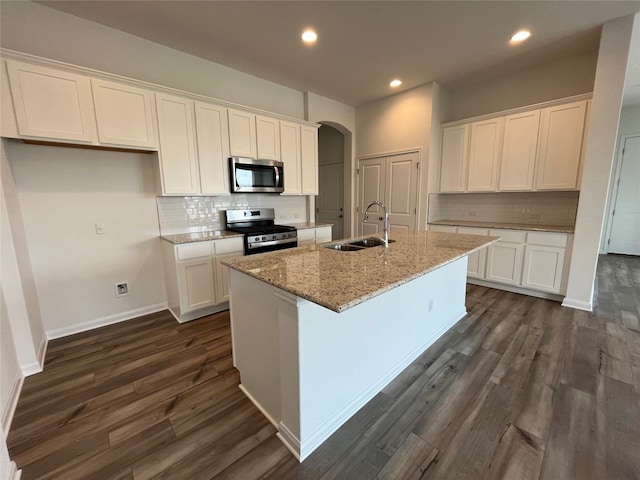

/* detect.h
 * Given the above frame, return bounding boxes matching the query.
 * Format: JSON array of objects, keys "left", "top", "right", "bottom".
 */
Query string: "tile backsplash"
[
  {"left": 157, "top": 194, "right": 307, "bottom": 234},
  {"left": 428, "top": 191, "right": 579, "bottom": 227}
]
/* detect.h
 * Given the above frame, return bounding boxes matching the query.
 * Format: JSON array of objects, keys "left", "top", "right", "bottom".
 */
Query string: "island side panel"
[
  {"left": 291, "top": 257, "right": 468, "bottom": 460},
  {"left": 228, "top": 269, "right": 282, "bottom": 426}
]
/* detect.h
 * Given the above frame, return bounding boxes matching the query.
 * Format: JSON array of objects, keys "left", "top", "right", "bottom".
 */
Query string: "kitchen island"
[{"left": 223, "top": 230, "right": 498, "bottom": 461}]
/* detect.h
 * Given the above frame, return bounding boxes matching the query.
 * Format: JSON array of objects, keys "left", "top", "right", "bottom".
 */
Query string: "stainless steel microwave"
[{"left": 229, "top": 157, "right": 284, "bottom": 193}]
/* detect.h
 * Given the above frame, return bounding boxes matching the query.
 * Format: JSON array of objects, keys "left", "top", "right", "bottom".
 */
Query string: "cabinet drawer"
[
  {"left": 489, "top": 229, "right": 525, "bottom": 243},
  {"left": 526, "top": 232, "right": 568, "bottom": 248},
  {"left": 457, "top": 227, "right": 489, "bottom": 236},
  {"left": 429, "top": 225, "right": 458, "bottom": 233},
  {"left": 176, "top": 241, "right": 212, "bottom": 260},
  {"left": 213, "top": 237, "right": 244, "bottom": 255}
]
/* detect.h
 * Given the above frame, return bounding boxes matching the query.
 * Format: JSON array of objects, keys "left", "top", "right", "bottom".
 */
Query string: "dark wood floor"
[{"left": 8, "top": 254, "right": 640, "bottom": 479}]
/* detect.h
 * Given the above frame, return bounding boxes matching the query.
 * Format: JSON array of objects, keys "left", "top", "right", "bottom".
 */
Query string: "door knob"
[{"left": 339, "top": 215, "right": 343, "bottom": 219}]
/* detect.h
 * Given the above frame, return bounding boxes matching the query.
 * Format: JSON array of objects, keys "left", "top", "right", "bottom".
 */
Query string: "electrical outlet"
[
  {"left": 529, "top": 213, "right": 543, "bottom": 220},
  {"left": 428, "top": 298, "right": 434, "bottom": 312},
  {"left": 468, "top": 211, "right": 477, "bottom": 217},
  {"left": 95, "top": 223, "right": 105, "bottom": 235},
  {"left": 115, "top": 282, "right": 129, "bottom": 298}
]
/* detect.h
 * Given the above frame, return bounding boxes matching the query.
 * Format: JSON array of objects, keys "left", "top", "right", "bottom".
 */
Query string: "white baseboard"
[
  {"left": 467, "top": 279, "right": 564, "bottom": 302},
  {"left": 1, "top": 370, "right": 23, "bottom": 434},
  {"left": 561, "top": 297, "right": 593, "bottom": 311},
  {"left": 46, "top": 302, "right": 168, "bottom": 340},
  {"left": 238, "top": 384, "right": 279, "bottom": 429},
  {"left": 9, "top": 461, "right": 21, "bottom": 480},
  {"left": 22, "top": 332, "right": 49, "bottom": 376}
]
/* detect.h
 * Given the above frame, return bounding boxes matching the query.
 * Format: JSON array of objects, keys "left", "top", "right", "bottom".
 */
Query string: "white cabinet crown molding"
[
  {"left": 441, "top": 93, "right": 593, "bottom": 129},
  {"left": 0, "top": 48, "right": 320, "bottom": 128}
]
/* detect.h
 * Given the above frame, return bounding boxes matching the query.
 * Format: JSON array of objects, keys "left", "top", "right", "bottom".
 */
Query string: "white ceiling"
[{"left": 37, "top": 1, "right": 640, "bottom": 106}]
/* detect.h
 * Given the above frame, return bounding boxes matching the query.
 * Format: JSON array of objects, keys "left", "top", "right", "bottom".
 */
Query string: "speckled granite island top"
[{"left": 223, "top": 230, "right": 498, "bottom": 313}]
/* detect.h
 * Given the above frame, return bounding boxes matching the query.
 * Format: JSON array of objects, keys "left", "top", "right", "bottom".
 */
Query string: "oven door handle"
[{"left": 247, "top": 237, "right": 297, "bottom": 250}]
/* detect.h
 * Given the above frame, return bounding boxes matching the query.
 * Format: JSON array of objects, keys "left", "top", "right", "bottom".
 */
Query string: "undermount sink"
[
  {"left": 349, "top": 237, "right": 395, "bottom": 248},
  {"left": 325, "top": 244, "right": 366, "bottom": 251},
  {"left": 323, "top": 237, "right": 396, "bottom": 251}
]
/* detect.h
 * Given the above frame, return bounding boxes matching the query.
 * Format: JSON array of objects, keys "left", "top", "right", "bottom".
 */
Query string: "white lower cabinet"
[
  {"left": 486, "top": 238, "right": 525, "bottom": 286},
  {"left": 178, "top": 257, "right": 216, "bottom": 313},
  {"left": 521, "top": 232, "right": 568, "bottom": 294},
  {"left": 163, "top": 237, "right": 243, "bottom": 322},
  {"left": 427, "top": 224, "right": 572, "bottom": 298},
  {"left": 298, "top": 226, "right": 333, "bottom": 246}
]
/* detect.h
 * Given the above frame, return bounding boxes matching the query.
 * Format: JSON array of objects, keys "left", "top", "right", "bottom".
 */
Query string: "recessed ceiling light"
[
  {"left": 510, "top": 30, "right": 531, "bottom": 44},
  {"left": 389, "top": 79, "right": 402, "bottom": 88},
  {"left": 301, "top": 29, "right": 317, "bottom": 45}
]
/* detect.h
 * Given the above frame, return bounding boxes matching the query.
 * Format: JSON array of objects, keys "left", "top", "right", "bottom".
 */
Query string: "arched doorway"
[{"left": 316, "top": 122, "right": 352, "bottom": 240}]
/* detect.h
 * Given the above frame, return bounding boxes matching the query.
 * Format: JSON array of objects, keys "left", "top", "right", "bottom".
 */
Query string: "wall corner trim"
[
  {"left": 561, "top": 297, "right": 593, "bottom": 312},
  {"left": 46, "top": 302, "right": 168, "bottom": 340}
]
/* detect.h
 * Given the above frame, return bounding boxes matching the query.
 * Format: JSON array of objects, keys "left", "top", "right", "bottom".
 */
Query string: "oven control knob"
[
  {"left": 272, "top": 235, "right": 277, "bottom": 240},
  {"left": 261, "top": 236, "right": 266, "bottom": 241}
]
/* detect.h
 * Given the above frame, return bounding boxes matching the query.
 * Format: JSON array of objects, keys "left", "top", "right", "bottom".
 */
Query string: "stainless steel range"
[{"left": 225, "top": 208, "right": 297, "bottom": 255}]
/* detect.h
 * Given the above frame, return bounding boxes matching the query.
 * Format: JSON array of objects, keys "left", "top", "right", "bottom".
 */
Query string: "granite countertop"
[
  {"left": 223, "top": 230, "right": 498, "bottom": 313},
  {"left": 282, "top": 222, "right": 333, "bottom": 230},
  {"left": 161, "top": 230, "right": 243, "bottom": 244},
  {"left": 429, "top": 220, "right": 575, "bottom": 234}
]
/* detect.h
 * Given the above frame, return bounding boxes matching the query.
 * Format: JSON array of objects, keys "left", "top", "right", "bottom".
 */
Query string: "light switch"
[{"left": 95, "top": 223, "right": 105, "bottom": 235}]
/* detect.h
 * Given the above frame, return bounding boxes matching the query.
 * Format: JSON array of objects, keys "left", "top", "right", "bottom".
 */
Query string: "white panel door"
[
  {"left": 195, "top": 101, "right": 230, "bottom": 195},
  {"left": 6, "top": 60, "right": 97, "bottom": 143},
  {"left": 280, "top": 120, "right": 301, "bottom": 195},
  {"left": 535, "top": 101, "right": 587, "bottom": 190},
  {"left": 359, "top": 157, "right": 386, "bottom": 235},
  {"left": 522, "top": 245, "right": 565, "bottom": 293},
  {"left": 318, "top": 163, "right": 344, "bottom": 240},
  {"left": 301, "top": 125, "right": 319, "bottom": 194},
  {"left": 91, "top": 78, "right": 155, "bottom": 149},
  {"left": 256, "top": 115, "right": 281, "bottom": 160},
  {"left": 155, "top": 93, "right": 200, "bottom": 195},
  {"left": 486, "top": 242, "right": 524, "bottom": 285},
  {"left": 499, "top": 110, "right": 540, "bottom": 191},
  {"left": 386, "top": 152, "right": 419, "bottom": 232},
  {"left": 178, "top": 257, "right": 216, "bottom": 313},
  {"left": 467, "top": 118, "right": 503, "bottom": 192},
  {"left": 440, "top": 124, "right": 469, "bottom": 192},
  {"left": 228, "top": 108, "right": 257, "bottom": 158},
  {"left": 608, "top": 135, "right": 640, "bottom": 255}
]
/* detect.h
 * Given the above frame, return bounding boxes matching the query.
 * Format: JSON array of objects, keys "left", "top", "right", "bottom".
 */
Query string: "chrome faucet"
[{"left": 363, "top": 201, "right": 389, "bottom": 247}]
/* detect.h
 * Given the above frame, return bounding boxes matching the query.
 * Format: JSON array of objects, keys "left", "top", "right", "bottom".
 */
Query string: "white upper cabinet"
[
  {"left": 256, "top": 115, "right": 281, "bottom": 160},
  {"left": 499, "top": 110, "right": 540, "bottom": 191},
  {"left": 6, "top": 60, "right": 97, "bottom": 143},
  {"left": 440, "top": 96, "right": 589, "bottom": 193},
  {"left": 301, "top": 125, "right": 318, "bottom": 195},
  {"left": 195, "top": 102, "right": 230, "bottom": 195},
  {"left": 155, "top": 93, "right": 200, "bottom": 195},
  {"left": 91, "top": 78, "right": 156, "bottom": 149},
  {"left": 467, "top": 118, "right": 503, "bottom": 192},
  {"left": 280, "top": 120, "right": 302, "bottom": 195},
  {"left": 228, "top": 108, "right": 257, "bottom": 158},
  {"left": 439, "top": 124, "right": 469, "bottom": 192},
  {"left": 535, "top": 101, "right": 587, "bottom": 190}
]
